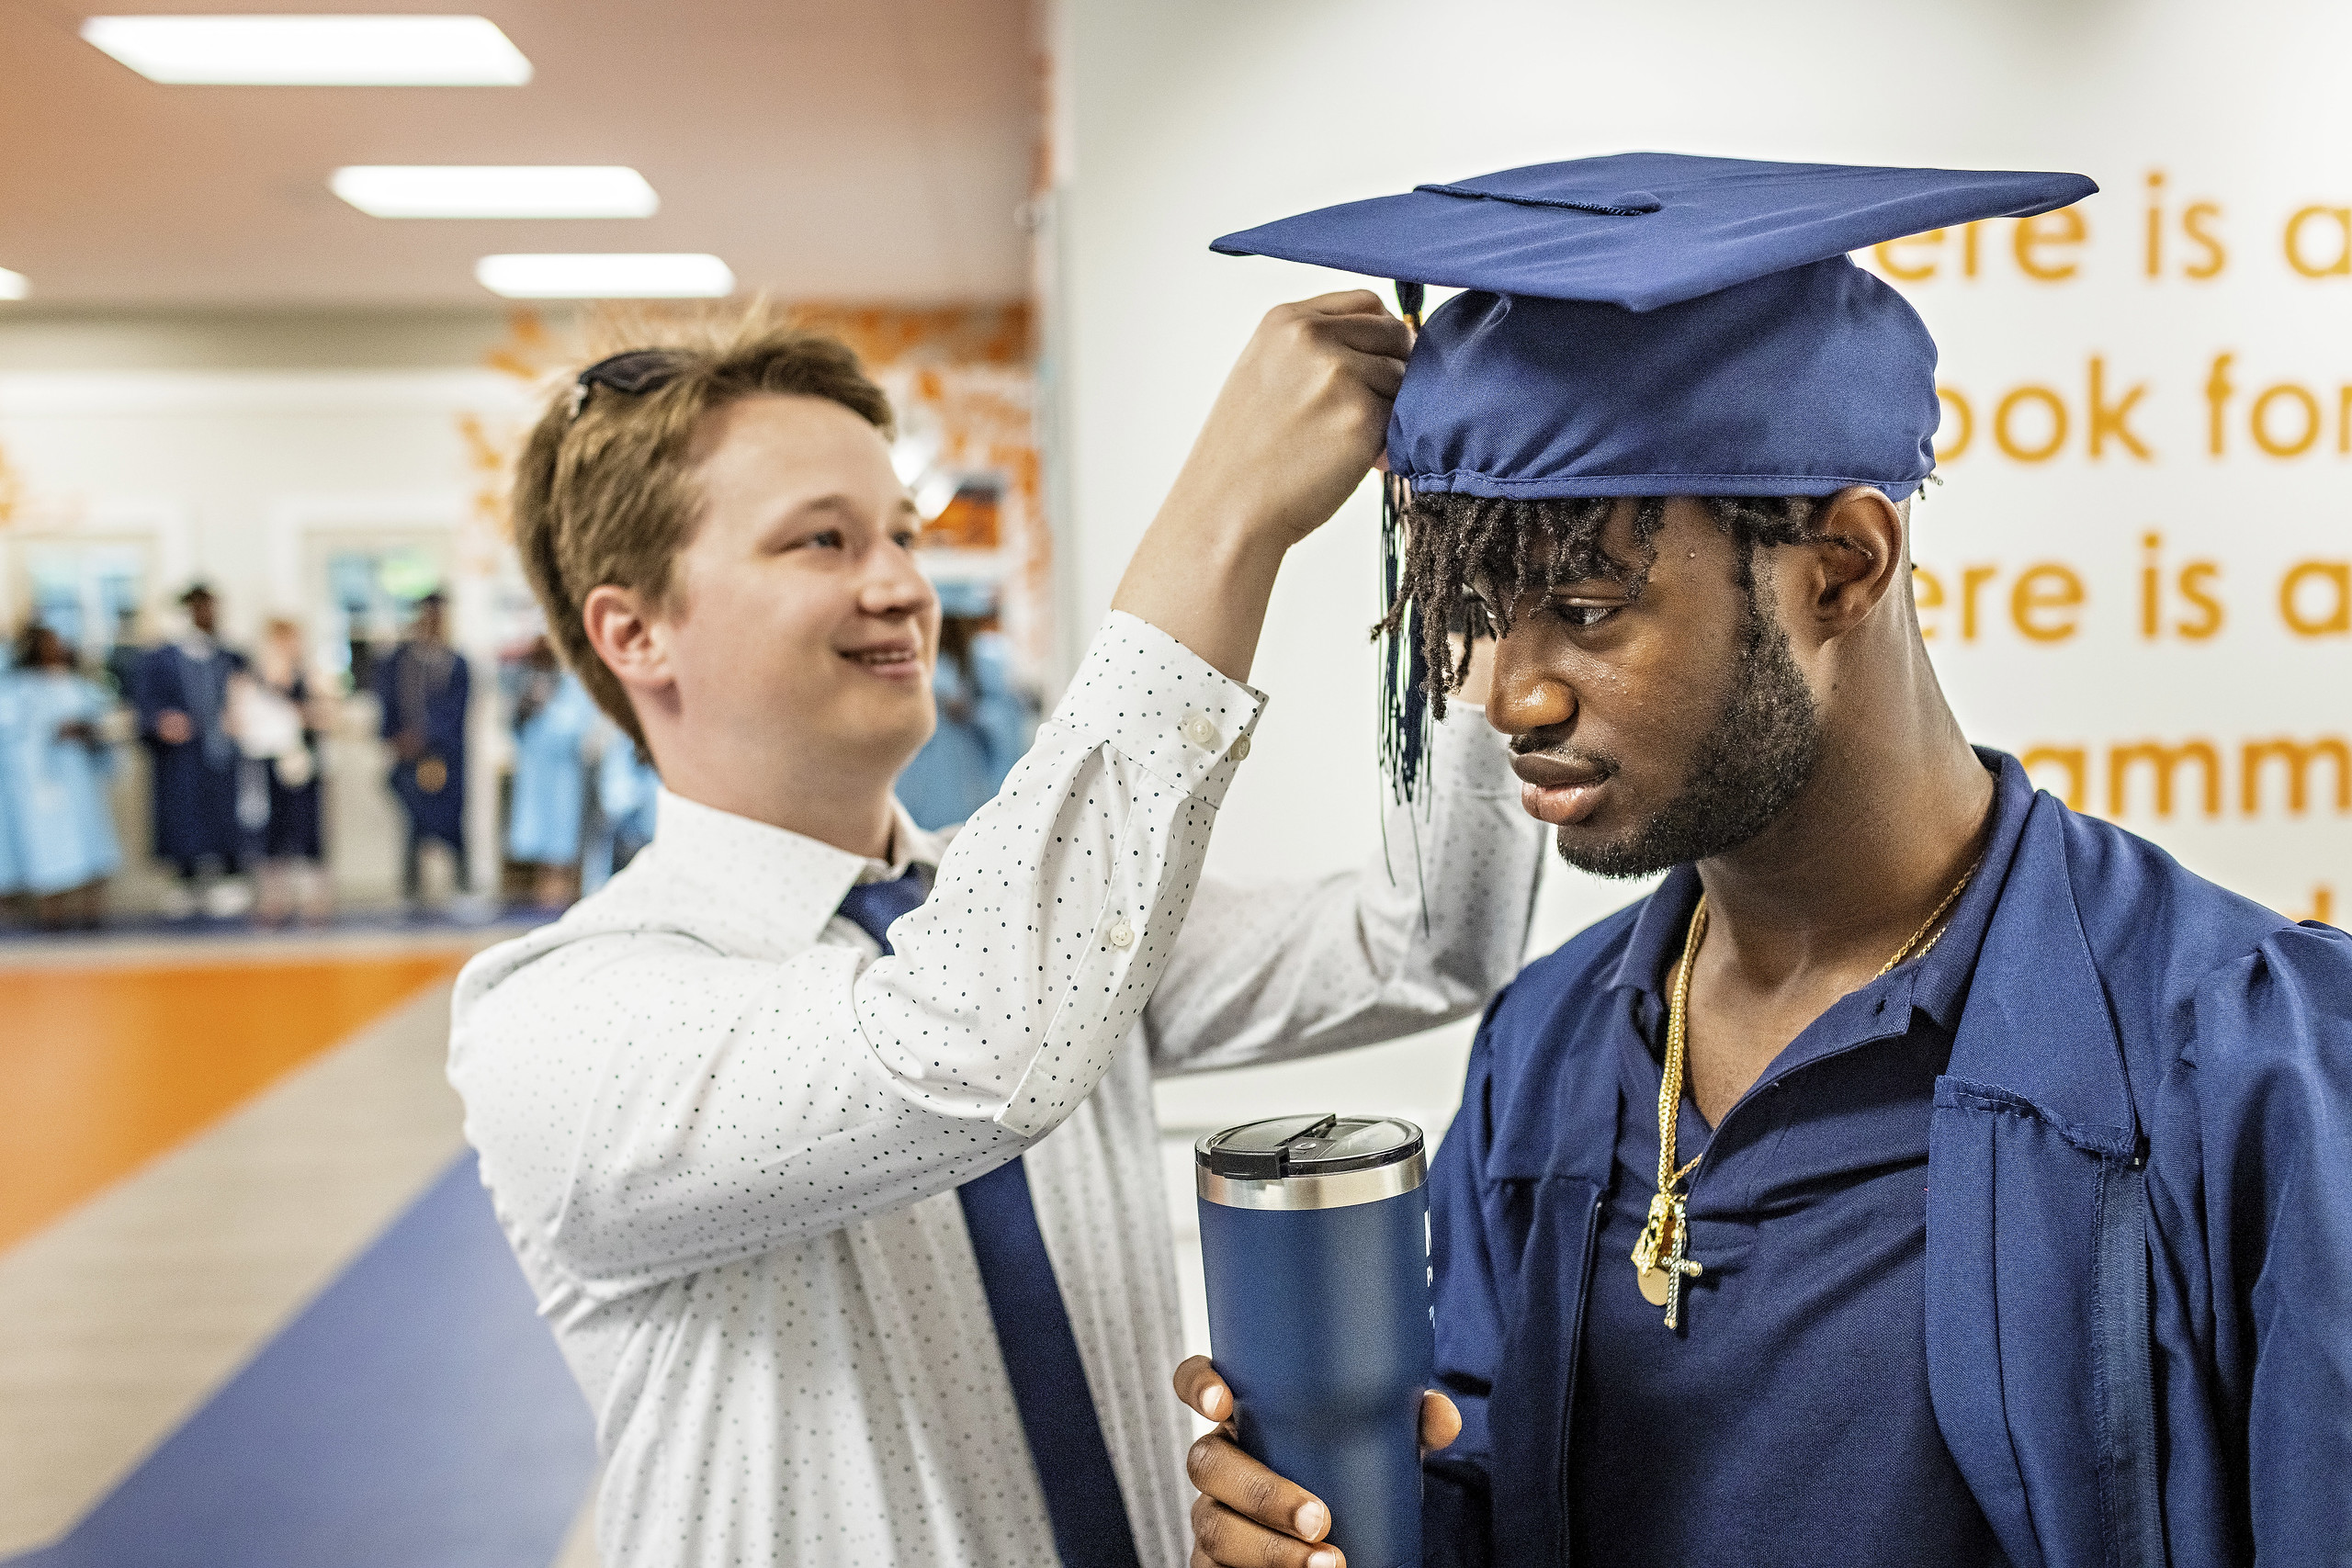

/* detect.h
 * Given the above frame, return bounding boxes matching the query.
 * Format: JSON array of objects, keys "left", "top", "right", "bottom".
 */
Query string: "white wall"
[{"left": 1053, "top": 0, "right": 2352, "bottom": 1157}]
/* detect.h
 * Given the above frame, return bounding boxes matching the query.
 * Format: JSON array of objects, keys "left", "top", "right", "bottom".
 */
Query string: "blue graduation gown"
[
  {"left": 133, "top": 639, "right": 245, "bottom": 863},
  {"left": 374, "top": 642, "right": 469, "bottom": 848},
  {"left": 895, "top": 633, "right": 1035, "bottom": 831},
  {"left": 0, "top": 670, "right": 120, "bottom": 894},
  {"left": 505, "top": 673, "right": 592, "bottom": 865},
  {"left": 1428, "top": 769, "right": 2352, "bottom": 1568}
]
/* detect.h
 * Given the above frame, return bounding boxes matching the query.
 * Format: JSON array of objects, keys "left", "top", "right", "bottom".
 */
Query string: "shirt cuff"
[{"left": 1050, "top": 610, "right": 1268, "bottom": 807}]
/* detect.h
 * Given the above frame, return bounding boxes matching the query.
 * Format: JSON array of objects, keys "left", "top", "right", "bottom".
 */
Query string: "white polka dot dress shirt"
[{"left": 447, "top": 613, "right": 1543, "bottom": 1568}]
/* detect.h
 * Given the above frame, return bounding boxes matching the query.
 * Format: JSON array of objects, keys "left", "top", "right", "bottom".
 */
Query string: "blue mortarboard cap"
[{"left": 1213, "top": 152, "right": 2097, "bottom": 502}]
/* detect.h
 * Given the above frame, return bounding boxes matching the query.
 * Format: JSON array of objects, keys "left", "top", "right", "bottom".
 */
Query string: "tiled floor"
[
  {"left": 0, "top": 931, "right": 607, "bottom": 1562},
  {"left": 0, "top": 909, "right": 1539, "bottom": 1566}
]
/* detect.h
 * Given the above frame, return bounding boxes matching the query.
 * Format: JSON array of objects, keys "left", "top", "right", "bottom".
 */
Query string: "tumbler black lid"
[{"left": 1195, "top": 1113, "right": 1426, "bottom": 1181}]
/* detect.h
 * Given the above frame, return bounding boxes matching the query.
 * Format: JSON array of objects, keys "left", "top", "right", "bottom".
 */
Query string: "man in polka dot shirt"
[{"left": 448, "top": 298, "right": 1543, "bottom": 1567}]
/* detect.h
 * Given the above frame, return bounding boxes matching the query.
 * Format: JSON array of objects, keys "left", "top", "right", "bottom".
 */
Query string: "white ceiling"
[{"left": 0, "top": 0, "right": 1035, "bottom": 307}]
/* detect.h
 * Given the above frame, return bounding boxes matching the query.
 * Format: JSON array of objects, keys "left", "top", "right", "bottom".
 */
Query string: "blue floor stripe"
[{"left": 8, "top": 1154, "right": 599, "bottom": 1568}]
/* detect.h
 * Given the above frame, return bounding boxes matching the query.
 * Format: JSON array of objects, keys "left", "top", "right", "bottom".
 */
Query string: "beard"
[{"left": 1556, "top": 592, "right": 1823, "bottom": 880}]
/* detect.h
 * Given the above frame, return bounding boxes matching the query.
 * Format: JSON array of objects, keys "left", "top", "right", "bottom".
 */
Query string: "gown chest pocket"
[{"left": 1925, "top": 1077, "right": 2164, "bottom": 1568}]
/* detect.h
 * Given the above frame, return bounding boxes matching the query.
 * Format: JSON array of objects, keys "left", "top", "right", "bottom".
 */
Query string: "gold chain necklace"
[{"left": 1629, "top": 853, "right": 1985, "bottom": 1328}]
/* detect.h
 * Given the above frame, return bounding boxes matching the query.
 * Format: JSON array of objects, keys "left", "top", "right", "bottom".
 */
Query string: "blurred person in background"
[
  {"left": 374, "top": 590, "right": 469, "bottom": 910},
  {"left": 891, "top": 579, "right": 1036, "bottom": 830},
  {"left": 234, "top": 616, "right": 333, "bottom": 924},
  {"left": 581, "top": 719, "right": 659, "bottom": 896},
  {"left": 135, "top": 583, "right": 250, "bottom": 919},
  {"left": 0, "top": 632, "right": 25, "bottom": 922},
  {"left": 503, "top": 635, "right": 594, "bottom": 909},
  {"left": 3, "top": 623, "right": 120, "bottom": 931}
]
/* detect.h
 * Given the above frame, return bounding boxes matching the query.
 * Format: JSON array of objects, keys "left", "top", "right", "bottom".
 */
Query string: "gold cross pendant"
[{"left": 1631, "top": 1191, "right": 1702, "bottom": 1325}]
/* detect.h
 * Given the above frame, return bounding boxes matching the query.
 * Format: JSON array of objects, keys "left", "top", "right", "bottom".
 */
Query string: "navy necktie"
[{"left": 836, "top": 870, "right": 1143, "bottom": 1568}]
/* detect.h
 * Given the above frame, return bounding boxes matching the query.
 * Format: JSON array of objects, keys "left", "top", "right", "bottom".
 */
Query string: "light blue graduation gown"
[
  {"left": 506, "top": 672, "right": 594, "bottom": 866},
  {"left": 1, "top": 670, "right": 121, "bottom": 895}
]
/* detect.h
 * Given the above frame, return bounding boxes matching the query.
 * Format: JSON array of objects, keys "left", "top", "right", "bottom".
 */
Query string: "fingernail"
[
  {"left": 1307, "top": 1550, "right": 1340, "bottom": 1568},
  {"left": 1204, "top": 1384, "right": 1227, "bottom": 1418},
  {"left": 1295, "top": 1501, "right": 1329, "bottom": 1540}
]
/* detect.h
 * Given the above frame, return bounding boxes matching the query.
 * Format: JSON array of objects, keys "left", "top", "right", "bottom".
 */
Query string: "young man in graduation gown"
[
  {"left": 1179, "top": 155, "right": 2352, "bottom": 1568},
  {"left": 134, "top": 583, "right": 249, "bottom": 918},
  {"left": 373, "top": 590, "right": 469, "bottom": 905},
  {"left": 447, "top": 309, "right": 1542, "bottom": 1567}
]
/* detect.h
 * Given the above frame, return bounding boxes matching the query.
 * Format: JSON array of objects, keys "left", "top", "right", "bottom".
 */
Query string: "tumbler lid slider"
[{"left": 1195, "top": 1114, "right": 1428, "bottom": 1209}]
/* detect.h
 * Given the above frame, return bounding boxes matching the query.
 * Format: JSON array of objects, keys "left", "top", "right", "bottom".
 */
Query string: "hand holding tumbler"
[{"left": 1195, "top": 1114, "right": 1432, "bottom": 1568}]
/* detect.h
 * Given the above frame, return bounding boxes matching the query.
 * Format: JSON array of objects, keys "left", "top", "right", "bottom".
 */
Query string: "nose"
[
  {"left": 1485, "top": 628, "right": 1576, "bottom": 739},
  {"left": 857, "top": 536, "right": 934, "bottom": 619}
]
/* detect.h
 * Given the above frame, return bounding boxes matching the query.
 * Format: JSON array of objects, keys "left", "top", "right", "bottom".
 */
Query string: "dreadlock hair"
[{"left": 1374, "top": 491, "right": 1825, "bottom": 733}]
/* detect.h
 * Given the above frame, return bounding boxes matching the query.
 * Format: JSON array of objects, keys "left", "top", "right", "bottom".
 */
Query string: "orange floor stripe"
[{"left": 0, "top": 955, "right": 464, "bottom": 1252}]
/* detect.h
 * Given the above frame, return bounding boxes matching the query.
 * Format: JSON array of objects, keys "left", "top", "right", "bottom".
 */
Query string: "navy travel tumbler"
[{"left": 1195, "top": 1114, "right": 1431, "bottom": 1568}]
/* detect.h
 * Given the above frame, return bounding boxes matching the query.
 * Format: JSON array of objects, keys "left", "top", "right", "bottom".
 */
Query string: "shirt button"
[
  {"left": 1182, "top": 714, "right": 1221, "bottom": 750},
  {"left": 1107, "top": 919, "right": 1136, "bottom": 949},
  {"left": 1228, "top": 733, "right": 1251, "bottom": 761}
]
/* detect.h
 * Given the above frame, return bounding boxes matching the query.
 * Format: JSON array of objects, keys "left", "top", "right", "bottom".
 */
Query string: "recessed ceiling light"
[
  {"left": 474, "top": 254, "right": 735, "bottom": 299},
  {"left": 0, "top": 268, "right": 27, "bottom": 301},
  {"left": 332, "top": 166, "right": 658, "bottom": 220},
  {"left": 80, "top": 15, "right": 532, "bottom": 86}
]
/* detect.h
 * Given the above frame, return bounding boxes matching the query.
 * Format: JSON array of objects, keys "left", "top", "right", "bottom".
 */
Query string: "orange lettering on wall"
[
  {"left": 2206, "top": 354, "right": 2235, "bottom": 457},
  {"left": 2253, "top": 383, "right": 2322, "bottom": 457},
  {"left": 2010, "top": 564, "right": 2083, "bottom": 642},
  {"left": 2013, "top": 209, "right": 2086, "bottom": 281},
  {"left": 2242, "top": 738, "right": 2352, "bottom": 815},
  {"left": 2281, "top": 560, "right": 2352, "bottom": 637},
  {"left": 2296, "top": 886, "right": 2337, "bottom": 927},
  {"left": 1875, "top": 230, "right": 1943, "bottom": 281},
  {"left": 1961, "top": 565, "right": 1999, "bottom": 641},
  {"left": 2286, "top": 206, "right": 2352, "bottom": 277},
  {"left": 2109, "top": 740, "right": 2223, "bottom": 819},
  {"left": 1994, "top": 386, "right": 2068, "bottom": 461},
  {"left": 2183, "top": 203, "right": 2226, "bottom": 278},
  {"left": 2021, "top": 746, "right": 2089, "bottom": 811},
  {"left": 2177, "top": 562, "right": 2225, "bottom": 639},
  {"left": 2088, "top": 357, "right": 2153, "bottom": 460}
]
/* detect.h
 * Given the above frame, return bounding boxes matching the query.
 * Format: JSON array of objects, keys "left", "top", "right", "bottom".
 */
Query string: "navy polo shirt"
[{"left": 1565, "top": 754, "right": 2027, "bottom": 1568}]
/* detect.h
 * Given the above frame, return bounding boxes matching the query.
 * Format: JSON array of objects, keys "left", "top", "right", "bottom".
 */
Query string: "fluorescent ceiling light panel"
[
  {"left": 332, "top": 166, "right": 658, "bottom": 220},
  {"left": 80, "top": 15, "right": 532, "bottom": 85},
  {"left": 475, "top": 254, "right": 735, "bottom": 299},
  {"left": 0, "top": 268, "right": 27, "bottom": 300}
]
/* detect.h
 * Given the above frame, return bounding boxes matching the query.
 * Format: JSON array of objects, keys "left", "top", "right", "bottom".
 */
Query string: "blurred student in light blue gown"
[
  {"left": 581, "top": 720, "right": 661, "bottom": 897},
  {"left": 505, "top": 637, "right": 594, "bottom": 909},
  {"left": 4, "top": 624, "right": 121, "bottom": 930},
  {"left": 892, "top": 581, "right": 1036, "bottom": 831},
  {"left": 0, "top": 637, "right": 24, "bottom": 917}
]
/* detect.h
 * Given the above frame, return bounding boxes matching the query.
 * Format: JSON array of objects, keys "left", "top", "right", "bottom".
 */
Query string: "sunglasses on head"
[{"left": 567, "top": 349, "right": 686, "bottom": 419}]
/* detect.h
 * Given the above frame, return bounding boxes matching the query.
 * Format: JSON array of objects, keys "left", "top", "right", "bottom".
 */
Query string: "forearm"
[
  {"left": 453, "top": 614, "right": 1266, "bottom": 1292},
  {"left": 1148, "top": 706, "right": 1540, "bottom": 1075}
]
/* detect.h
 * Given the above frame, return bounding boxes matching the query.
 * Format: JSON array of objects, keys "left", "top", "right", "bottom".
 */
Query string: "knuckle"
[{"left": 1239, "top": 1468, "right": 1285, "bottom": 1520}]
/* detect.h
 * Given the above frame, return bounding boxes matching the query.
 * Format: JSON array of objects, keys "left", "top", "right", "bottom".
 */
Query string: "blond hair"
[{"left": 511, "top": 318, "right": 895, "bottom": 747}]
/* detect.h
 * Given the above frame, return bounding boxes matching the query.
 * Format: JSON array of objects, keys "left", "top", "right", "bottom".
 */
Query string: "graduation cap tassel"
[{"left": 1377, "top": 468, "right": 1433, "bottom": 809}]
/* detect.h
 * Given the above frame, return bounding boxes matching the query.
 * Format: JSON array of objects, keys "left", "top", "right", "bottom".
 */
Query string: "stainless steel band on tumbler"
[{"left": 1194, "top": 1114, "right": 1427, "bottom": 1212}]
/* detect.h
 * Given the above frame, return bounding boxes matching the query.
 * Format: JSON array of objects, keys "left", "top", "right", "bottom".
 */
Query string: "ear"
[
  {"left": 581, "top": 583, "right": 675, "bottom": 705},
  {"left": 1785, "top": 486, "right": 1905, "bottom": 642}
]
